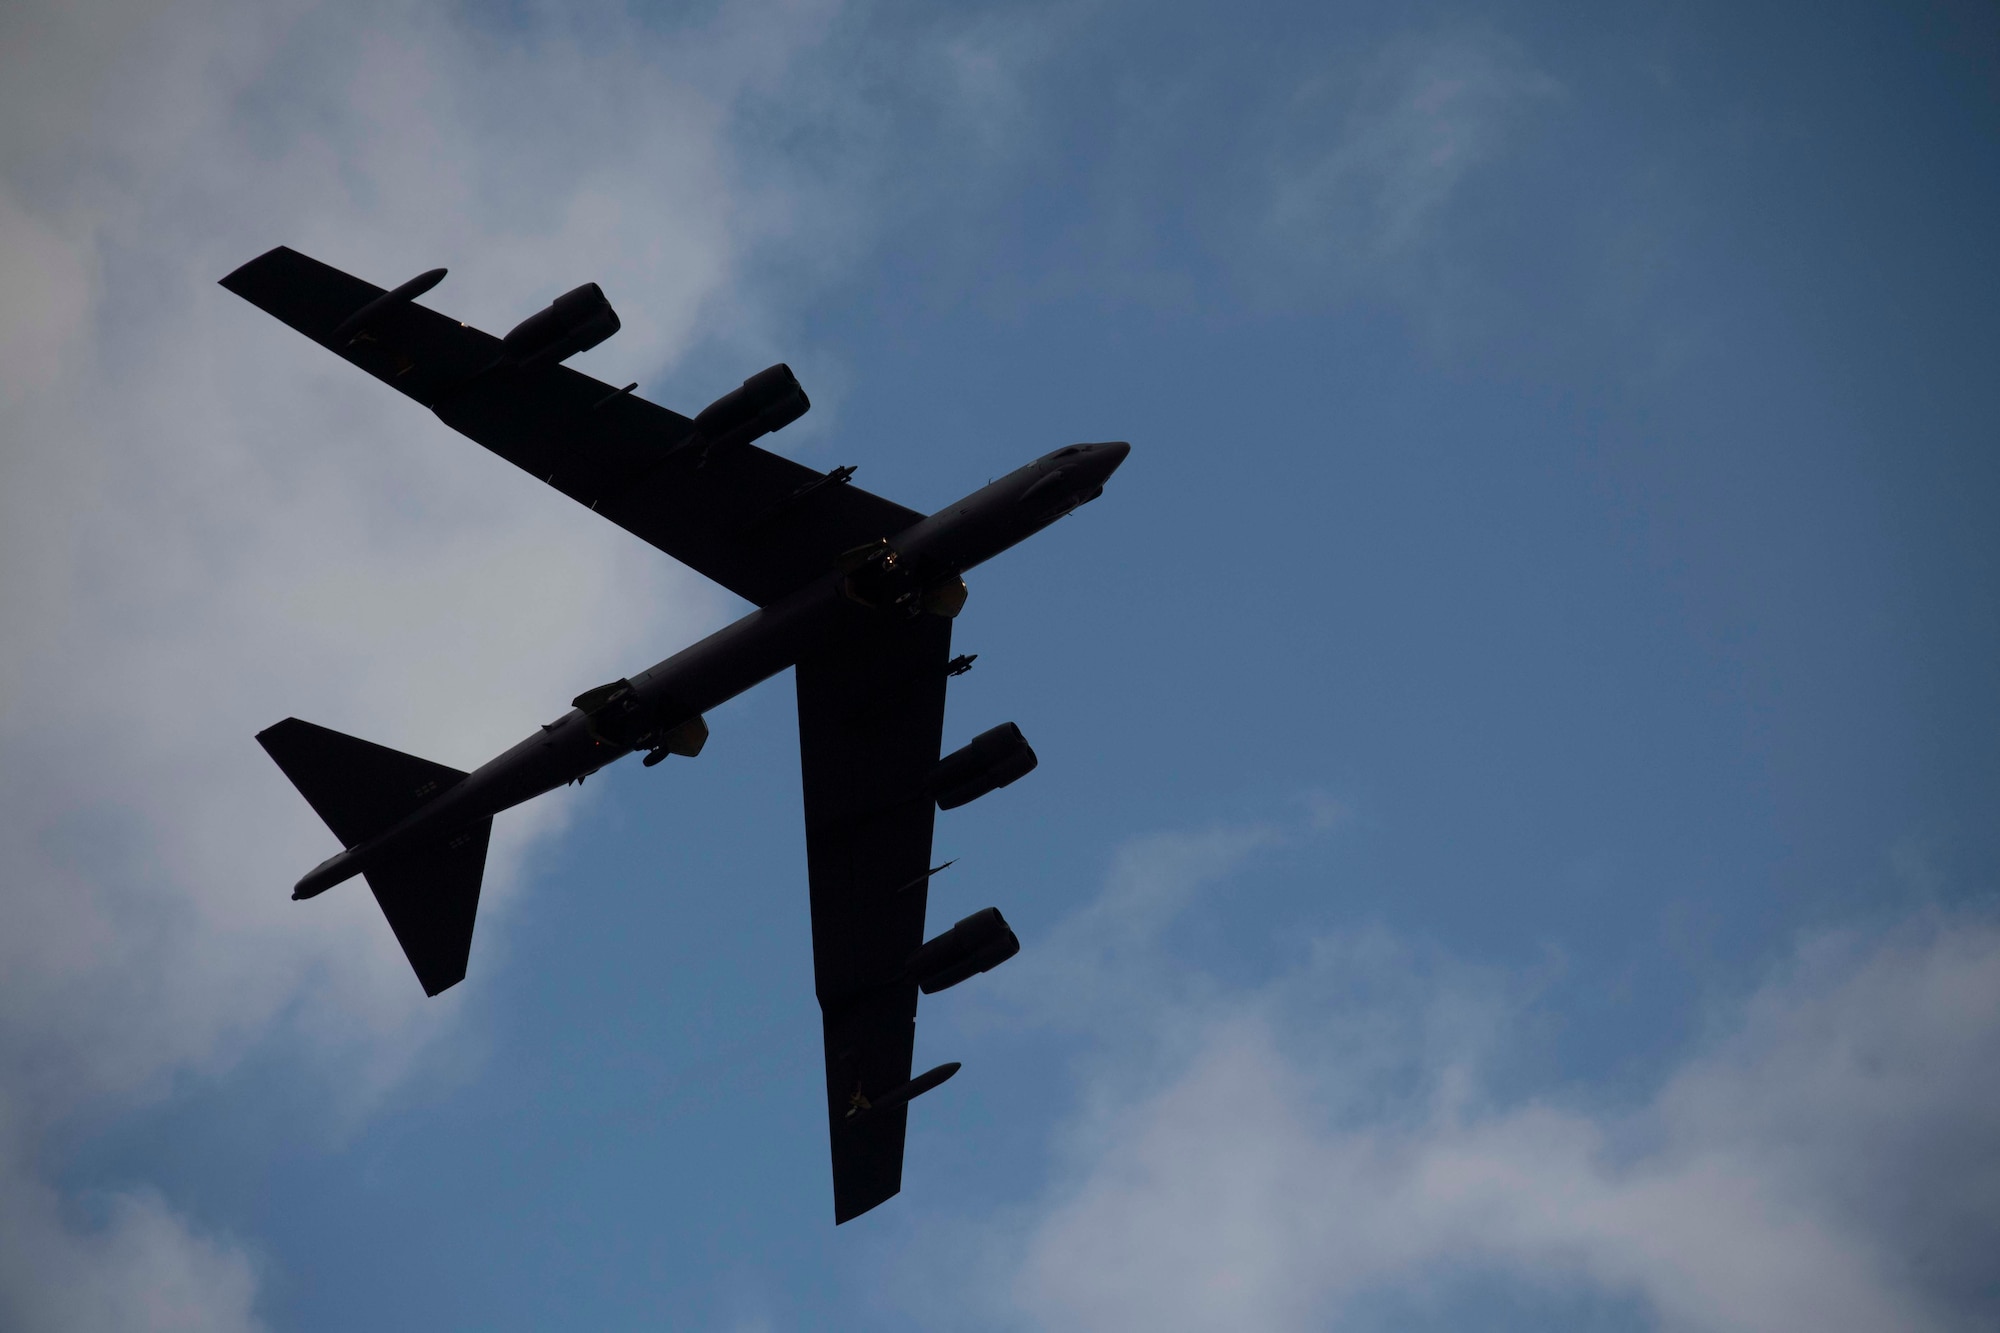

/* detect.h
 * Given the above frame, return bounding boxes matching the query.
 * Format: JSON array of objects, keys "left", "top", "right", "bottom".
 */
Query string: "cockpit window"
[{"left": 1052, "top": 446, "right": 1084, "bottom": 459}]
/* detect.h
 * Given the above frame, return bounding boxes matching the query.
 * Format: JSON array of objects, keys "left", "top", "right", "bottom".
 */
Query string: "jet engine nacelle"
[
  {"left": 908, "top": 907, "right": 1020, "bottom": 994},
  {"left": 502, "top": 282, "right": 620, "bottom": 371},
  {"left": 692, "top": 363, "right": 810, "bottom": 454},
  {"left": 933, "top": 722, "right": 1038, "bottom": 810}
]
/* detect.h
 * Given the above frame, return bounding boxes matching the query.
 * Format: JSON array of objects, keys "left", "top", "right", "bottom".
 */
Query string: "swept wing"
[
  {"left": 796, "top": 613, "right": 954, "bottom": 1222},
  {"left": 219, "top": 247, "right": 920, "bottom": 606}
]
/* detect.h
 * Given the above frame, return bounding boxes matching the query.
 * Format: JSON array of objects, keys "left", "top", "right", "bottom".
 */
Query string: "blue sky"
[{"left": 2, "top": 2, "right": 1997, "bottom": 1330}]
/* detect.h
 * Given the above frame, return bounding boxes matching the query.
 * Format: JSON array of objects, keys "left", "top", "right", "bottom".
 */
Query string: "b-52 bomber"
[{"left": 220, "top": 248, "right": 1129, "bottom": 1223}]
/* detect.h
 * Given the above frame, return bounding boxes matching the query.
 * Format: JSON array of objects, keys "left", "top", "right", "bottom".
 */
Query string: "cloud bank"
[
  {"left": 0, "top": 0, "right": 1102, "bottom": 1319},
  {"left": 967, "top": 828, "right": 2000, "bottom": 1332},
  {"left": 0, "top": 0, "right": 854, "bottom": 1323}
]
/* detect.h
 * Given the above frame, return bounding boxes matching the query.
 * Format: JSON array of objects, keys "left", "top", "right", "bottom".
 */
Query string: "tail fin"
[{"left": 257, "top": 718, "right": 488, "bottom": 996}]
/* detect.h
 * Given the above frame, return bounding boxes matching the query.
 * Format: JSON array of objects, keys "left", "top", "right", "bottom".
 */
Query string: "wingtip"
[
  {"left": 833, "top": 1186, "right": 900, "bottom": 1226},
  {"left": 419, "top": 972, "right": 465, "bottom": 999},
  {"left": 254, "top": 717, "right": 309, "bottom": 750},
  {"left": 217, "top": 245, "right": 294, "bottom": 293}
]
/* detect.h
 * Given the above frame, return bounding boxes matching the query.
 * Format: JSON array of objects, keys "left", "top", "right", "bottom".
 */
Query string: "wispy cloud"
[
  {"left": 1253, "top": 28, "right": 1559, "bottom": 305},
  {"left": 0, "top": 1125, "right": 261, "bottom": 1333}
]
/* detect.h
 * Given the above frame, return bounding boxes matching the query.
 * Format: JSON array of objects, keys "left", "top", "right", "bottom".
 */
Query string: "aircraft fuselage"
[{"left": 291, "top": 441, "right": 1129, "bottom": 900}]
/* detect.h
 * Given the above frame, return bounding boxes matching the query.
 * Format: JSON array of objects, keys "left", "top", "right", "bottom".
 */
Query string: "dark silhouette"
[{"left": 221, "top": 248, "right": 1130, "bottom": 1223}]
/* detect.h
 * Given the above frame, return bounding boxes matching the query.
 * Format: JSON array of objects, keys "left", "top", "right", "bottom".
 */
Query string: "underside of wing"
[
  {"left": 219, "top": 246, "right": 924, "bottom": 605},
  {"left": 218, "top": 246, "right": 499, "bottom": 404},
  {"left": 433, "top": 362, "right": 921, "bottom": 607},
  {"left": 795, "top": 612, "right": 954, "bottom": 1223}
]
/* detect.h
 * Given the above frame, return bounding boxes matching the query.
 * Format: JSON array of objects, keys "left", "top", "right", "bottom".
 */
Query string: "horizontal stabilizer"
[
  {"left": 364, "top": 819, "right": 492, "bottom": 996},
  {"left": 257, "top": 717, "right": 487, "bottom": 996},
  {"left": 258, "top": 718, "right": 466, "bottom": 848}
]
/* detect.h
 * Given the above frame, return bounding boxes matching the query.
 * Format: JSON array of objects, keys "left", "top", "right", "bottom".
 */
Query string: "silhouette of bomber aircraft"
[{"left": 220, "top": 248, "right": 1130, "bottom": 1223}]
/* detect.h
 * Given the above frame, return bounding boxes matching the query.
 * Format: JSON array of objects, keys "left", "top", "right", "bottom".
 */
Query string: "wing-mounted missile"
[
  {"left": 933, "top": 723, "right": 1038, "bottom": 809},
  {"left": 330, "top": 267, "right": 448, "bottom": 346},
  {"left": 501, "top": 282, "right": 621, "bottom": 371},
  {"left": 844, "top": 1061, "right": 962, "bottom": 1125},
  {"left": 685, "top": 363, "right": 810, "bottom": 459},
  {"left": 907, "top": 907, "right": 1021, "bottom": 994}
]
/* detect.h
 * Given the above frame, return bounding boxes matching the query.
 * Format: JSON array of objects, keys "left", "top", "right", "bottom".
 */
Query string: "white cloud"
[
  {"left": 1, "top": 0, "right": 1076, "bottom": 1317},
  {"left": 0, "top": 1114, "right": 261, "bottom": 1333},
  {"left": 0, "top": 194, "right": 94, "bottom": 403},
  {"left": 0, "top": 0, "right": 897, "bottom": 1322},
  {"left": 0, "top": 0, "right": 740, "bottom": 1101},
  {"left": 981, "top": 827, "right": 2000, "bottom": 1333}
]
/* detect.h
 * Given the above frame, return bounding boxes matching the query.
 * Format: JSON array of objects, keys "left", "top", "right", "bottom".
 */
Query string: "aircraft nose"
[{"left": 1091, "top": 440, "right": 1132, "bottom": 479}]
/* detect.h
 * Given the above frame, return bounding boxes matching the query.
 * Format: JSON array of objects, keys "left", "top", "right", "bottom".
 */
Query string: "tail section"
[
  {"left": 258, "top": 718, "right": 467, "bottom": 847},
  {"left": 362, "top": 817, "right": 491, "bottom": 996},
  {"left": 257, "top": 718, "right": 489, "bottom": 996}
]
